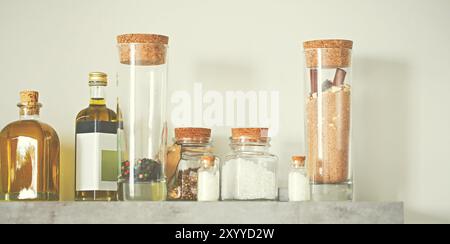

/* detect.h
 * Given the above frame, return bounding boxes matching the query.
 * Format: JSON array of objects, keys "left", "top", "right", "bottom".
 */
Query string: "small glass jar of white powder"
[
  {"left": 221, "top": 128, "right": 278, "bottom": 201},
  {"left": 288, "top": 156, "right": 310, "bottom": 202},
  {"left": 198, "top": 156, "right": 220, "bottom": 201}
]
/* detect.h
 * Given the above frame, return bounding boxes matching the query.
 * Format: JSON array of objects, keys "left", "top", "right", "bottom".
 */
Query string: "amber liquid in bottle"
[
  {"left": 75, "top": 73, "right": 118, "bottom": 201},
  {"left": 0, "top": 92, "right": 60, "bottom": 201}
]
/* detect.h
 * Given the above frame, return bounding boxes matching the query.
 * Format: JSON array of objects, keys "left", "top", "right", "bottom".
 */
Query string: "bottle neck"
[
  {"left": 90, "top": 86, "right": 106, "bottom": 106},
  {"left": 19, "top": 105, "right": 41, "bottom": 120}
]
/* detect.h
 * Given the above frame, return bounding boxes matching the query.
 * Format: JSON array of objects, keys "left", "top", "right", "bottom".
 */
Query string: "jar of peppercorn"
[
  {"left": 116, "top": 33, "right": 169, "bottom": 201},
  {"left": 167, "top": 128, "right": 220, "bottom": 201}
]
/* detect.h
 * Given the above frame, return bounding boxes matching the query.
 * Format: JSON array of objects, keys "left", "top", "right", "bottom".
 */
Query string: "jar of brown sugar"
[{"left": 303, "top": 39, "right": 354, "bottom": 201}]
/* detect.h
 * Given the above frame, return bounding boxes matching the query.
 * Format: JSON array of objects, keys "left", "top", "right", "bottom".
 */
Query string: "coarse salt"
[{"left": 222, "top": 158, "right": 277, "bottom": 200}]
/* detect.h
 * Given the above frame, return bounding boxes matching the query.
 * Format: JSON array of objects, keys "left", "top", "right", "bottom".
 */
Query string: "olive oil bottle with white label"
[{"left": 75, "top": 72, "right": 118, "bottom": 201}]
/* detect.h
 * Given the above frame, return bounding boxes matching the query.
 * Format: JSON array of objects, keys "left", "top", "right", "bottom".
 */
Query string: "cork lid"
[
  {"left": 292, "top": 156, "right": 306, "bottom": 167},
  {"left": 201, "top": 155, "right": 216, "bottom": 168},
  {"left": 303, "top": 39, "right": 354, "bottom": 69},
  {"left": 303, "top": 39, "right": 353, "bottom": 50},
  {"left": 20, "top": 90, "right": 40, "bottom": 105},
  {"left": 232, "top": 128, "right": 269, "bottom": 140},
  {"left": 88, "top": 72, "right": 108, "bottom": 86},
  {"left": 175, "top": 128, "right": 212, "bottom": 142},
  {"left": 117, "top": 33, "right": 169, "bottom": 66},
  {"left": 117, "top": 34, "right": 169, "bottom": 45}
]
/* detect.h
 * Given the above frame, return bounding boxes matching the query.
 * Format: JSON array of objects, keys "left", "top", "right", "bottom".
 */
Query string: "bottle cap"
[
  {"left": 117, "top": 33, "right": 169, "bottom": 66},
  {"left": 303, "top": 39, "right": 353, "bottom": 49},
  {"left": 175, "top": 128, "right": 212, "bottom": 142},
  {"left": 117, "top": 34, "right": 169, "bottom": 45},
  {"left": 231, "top": 128, "right": 269, "bottom": 141},
  {"left": 201, "top": 155, "right": 216, "bottom": 168},
  {"left": 303, "top": 39, "right": 353, "bottom": 69},
  {"left": 292, "top": 156, "right": 306, "bottom": 167},
  {"left": 20, "top": 90, "right": 39, "bottom": 105},
  {"left": 89, "top": 72, "right": 108, "bottom": 86}
]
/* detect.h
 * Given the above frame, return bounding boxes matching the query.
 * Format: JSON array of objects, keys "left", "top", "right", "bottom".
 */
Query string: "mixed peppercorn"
[{"left": 120, "top": 158, "right": 162, "bottom": 182}]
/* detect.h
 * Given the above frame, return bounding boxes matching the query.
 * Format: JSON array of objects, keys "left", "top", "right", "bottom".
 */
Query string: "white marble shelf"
[{"left": 0, "top": 202, "right": 403, "bottom": 224}]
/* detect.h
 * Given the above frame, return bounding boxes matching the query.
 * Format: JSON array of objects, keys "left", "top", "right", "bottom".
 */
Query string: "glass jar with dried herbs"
[{"left": 167, "top": 128, "right": 218, "bottom": 201}]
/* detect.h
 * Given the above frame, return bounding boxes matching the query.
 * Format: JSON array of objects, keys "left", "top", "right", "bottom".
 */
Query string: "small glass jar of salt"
[
  {"left": 288, "top": 156, "right": 310, "bottom": 202},
  {"left": 198, "top": 156, "right": 220, "bottom": 201},
  {"left": 221, "top": 128, "right": 278, "bottom": 201}
]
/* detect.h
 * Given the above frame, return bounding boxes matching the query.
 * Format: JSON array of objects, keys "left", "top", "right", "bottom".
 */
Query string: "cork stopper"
[
  {"left": 89, "top": 72, "right": 108, "bottom": 86},
  {"left": 117, "top": 33, "right": 169, "bottom": 66},
  {"left": 232, "top": 128, "right": 269, "bottom": 141},
  {"left": 175, "top": 128, "right": 212, "bottom": 142},
  {"left": 303, "top": 39, "right": 353, "bottom": 69},
  {"left": 117, "top": 34, "right": 169, "bottom": 45},
  {"left": 20, "top": 90, "right": 39, "bottom": 105},
  {"left": 18, "top": 90, "right": 41, "bottom": 116},
  {"left": 292, "top": 156, "right": 306, "bottom": 167},
  {"left": 201, "top": 156, "right": 216, "bottom": 168},
  {"left": 303, "top": 40, "right": 353, "bottom": 49}
]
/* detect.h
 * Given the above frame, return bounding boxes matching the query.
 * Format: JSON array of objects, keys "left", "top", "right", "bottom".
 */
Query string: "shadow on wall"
[{"left": 352, "top": 57, "right": 411, "bottom": 203}]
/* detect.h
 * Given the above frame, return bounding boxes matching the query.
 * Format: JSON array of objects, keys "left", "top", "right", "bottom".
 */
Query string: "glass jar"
[
  {"left": 303, "top": 39, "right": 353, "bottom": 201},
  {"left": 116, "top": 34, "right": 169, "bottom": 201},
  {"left": 167, "top": 128, "right": 218, "bottom": 201},
  {"left": 221, "top": 128, "right": 278, "bottom": 201},
  {"left": 198, "top": 156, "right": 220, "bottom": 202},
  {"left": 288, "top": 156, "right": 310, "bottom": 202}
]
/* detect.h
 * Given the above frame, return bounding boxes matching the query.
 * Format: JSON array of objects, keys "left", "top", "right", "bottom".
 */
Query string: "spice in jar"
[
  {"left": 221, "top": 128, "right": 278, "bottom": 201},
  {"left": 168, "top": 168, "right": 199, "bottom": 201},
  {"left": 120, "top": 158, "right": 162, "bottom": 182},
  {"left": 306, "top": 82, "right": 351, "bottom": 183},
  {"left": 288, "top": 156, "right": 310, "bottom": 202},
  {"left": 167, "top": 128, "right": 217, "bottom": 201},
  {"left": 222, "top": 158, "right": 277, "bottom": 200},
  {"left": 197, "top": 156, "right": 220, "bottom": 202}
]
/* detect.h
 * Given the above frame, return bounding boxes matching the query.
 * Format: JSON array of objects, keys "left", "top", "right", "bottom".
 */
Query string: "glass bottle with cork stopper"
[
  {"left": 0, "top": 91, "right": 60, "bottom": 201},
  {"left": 288, "top": 156, "right": 310, "bottom": 202},
  {"left": 75, "top": 72, "right": 118, "bottom": 201},
  {"left": 221, "top": 128, "right": 278, "bottom": 201},
  {"left": 198, "top": 155, "right": 220, "bottom": 202},
  {"left": 303, "top": 39, "right": 354, "bottom": 201},
  {"left": 167, "top": 128, "right": 218, "bottom": 201}
]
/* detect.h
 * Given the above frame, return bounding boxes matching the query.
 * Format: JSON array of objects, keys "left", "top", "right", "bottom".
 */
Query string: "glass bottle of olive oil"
[
  {"left": 0, "top": 91, "right": 60, "bottom": 201},
  {"left": 75, "top": 72, "right": 118, "bottom": 201}
]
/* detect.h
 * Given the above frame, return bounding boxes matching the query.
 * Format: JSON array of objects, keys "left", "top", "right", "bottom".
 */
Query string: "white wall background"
[{"left": 0, "top": 0, "right": 449, "bottom": 223}]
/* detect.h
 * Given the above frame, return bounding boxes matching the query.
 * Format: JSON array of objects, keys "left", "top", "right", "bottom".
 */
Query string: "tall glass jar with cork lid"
[
  {"left": 116, "top": 33, "right": 169, "bottom": 201},
  {"left": 221, "top": 128, "right": 278, "bottom": 201},
  {"left": 303, "top": 39, "right": 354, "bottom": 201}
]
